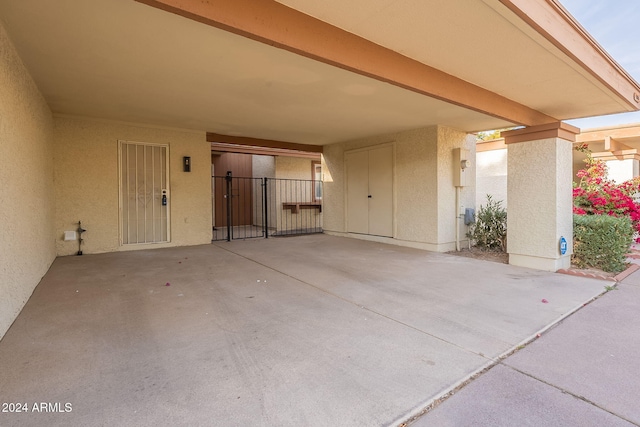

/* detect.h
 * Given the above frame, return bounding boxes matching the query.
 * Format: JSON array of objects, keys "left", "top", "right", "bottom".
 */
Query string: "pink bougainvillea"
[{"left": 573, "top": 143, "right": 640, "bottom": 241}]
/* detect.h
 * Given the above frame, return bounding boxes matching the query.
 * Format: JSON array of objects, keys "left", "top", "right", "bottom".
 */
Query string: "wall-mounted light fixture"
[{"left": 452, "top": 148, "right": 470, "bottom": 187}]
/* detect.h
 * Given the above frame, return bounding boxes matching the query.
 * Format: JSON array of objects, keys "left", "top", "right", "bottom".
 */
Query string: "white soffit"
[
  {"left": 0, "top": 0, "right": 637, "bottom": 146},
  {"left": 275, "top": 0, "right": 638, "bottom": 120},
  {"left": 0, "top": 0, "right": 513, "bottom": 144}
]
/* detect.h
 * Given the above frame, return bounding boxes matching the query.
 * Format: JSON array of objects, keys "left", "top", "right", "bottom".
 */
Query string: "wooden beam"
[
  {"left": 136, "top": 0, "right": 557, "bottom": 127},
  {"left": 207, "top": 133, "right": 323, "bottom": 153},
  {"left": 577, "top": 125, "right": 640, "bottom": 143},
  {"left": 592, "top": 149, "right": 639, "bottom": 161},
  {"left": 476, "top": 138, "right": 507, "bottom": 152},
  {"left": 503, "top": 122, "right": 579, "bottom": 144},
  {"left": 604, "top": 136, "right": 633, "bottom": 153},
  {"left": 210, "top": 142, "right": 321, "bottom": 159}
]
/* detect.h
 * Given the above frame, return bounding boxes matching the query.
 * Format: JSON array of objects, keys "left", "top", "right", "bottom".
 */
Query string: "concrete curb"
[
  {"left": 557, "top": 262, "right": 640, "bottom": 283},
  {"left": 556, "top": 268, "right": 616, "bottom": 282},
  {"left": 614, "top": 263, "right": 640, "bottom": 282}
]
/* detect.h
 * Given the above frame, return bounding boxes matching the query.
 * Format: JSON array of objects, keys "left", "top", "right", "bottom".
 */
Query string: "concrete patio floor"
[
  {"left": 0, "top": 234, "right": 606, "bottom": 427},
  {"left": 412, "top": 262, "right": 640, "bottom": 426}
]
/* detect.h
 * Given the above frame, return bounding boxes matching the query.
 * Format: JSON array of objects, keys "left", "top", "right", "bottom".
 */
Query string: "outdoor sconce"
[
  {"left": 183, "top": 156, "right": 191, "bottom": 172},
  {"left": 453, "top": 148, "right": 470, "bottom": 187}
]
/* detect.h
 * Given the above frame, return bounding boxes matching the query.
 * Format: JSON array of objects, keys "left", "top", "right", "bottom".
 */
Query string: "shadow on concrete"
[{"left": 0, "top": 235, "right": 606, "bottom": 426}]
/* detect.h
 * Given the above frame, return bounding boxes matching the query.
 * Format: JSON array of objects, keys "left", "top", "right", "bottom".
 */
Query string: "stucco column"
[{"left": 503, "top": 123, "right": 579, "bottom": 271}]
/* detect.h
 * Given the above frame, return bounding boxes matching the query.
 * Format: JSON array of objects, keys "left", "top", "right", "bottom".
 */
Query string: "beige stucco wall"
[
  {"left": 275, "top": 156, "right": 313, "bottom": 180},
  {"left": 322, "top": 125, "right": 475, "bottom": 251},
  {"left": 507, "top": 138, "right": 573, "bottom": 270},
  {"left": 0, "top": 23, "right": 56, "bottom": 339},
  {"left": 395, "top": 127, "right": 439, "bottom": 243},
  {"left": 54, "top": 117, "right": 212, "bottom": 255},
  {"left": 436, "top": 126, "right": 476, "bottom": 248},
  {"left": 476, "top": 148, "right": 508, "bottom": 209},
  {"left": 253, "top": 155, "right": 276, "bottom": 179},
  {"left": 250, "top": 155, "right": 276, "bottom": 227},
  {"left": 322, "top": 144, "right": 346, "bottom": 234}
]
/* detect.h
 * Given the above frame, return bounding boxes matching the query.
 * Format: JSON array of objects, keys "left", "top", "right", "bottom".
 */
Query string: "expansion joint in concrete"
[
  {"left": 500, "top": 363, "right": 639, "bottom": 426},
  {"left": 214, "top": 243, "right": 488, "bottom": 360}
]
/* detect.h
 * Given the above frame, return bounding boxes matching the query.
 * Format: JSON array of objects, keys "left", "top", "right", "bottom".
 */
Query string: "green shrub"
[
  {"left": 573, "top": 214, "right": 632, "bottom": 273},
  {"left": 467, "top": 195, "right": 507, "bottom": 251}
]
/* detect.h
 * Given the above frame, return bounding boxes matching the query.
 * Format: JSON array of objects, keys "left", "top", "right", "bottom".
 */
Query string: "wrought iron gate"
[{"left": 212, "top": 172, "right": 322, "bottom": 241}]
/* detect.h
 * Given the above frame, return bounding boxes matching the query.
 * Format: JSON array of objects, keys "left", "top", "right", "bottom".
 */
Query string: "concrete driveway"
[
  {"left": 0, "top": 235, "right": 605, "bottom": 426},
  {"left": 409, "top": 253, "right": 640, "bottom": 426}
]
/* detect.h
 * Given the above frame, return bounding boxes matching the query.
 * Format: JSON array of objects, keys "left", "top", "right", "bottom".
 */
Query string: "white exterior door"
[
  {"left": 368, "top": 145, "right": 393, "bottom": 237},
  {"left": 347, "top": 150, "right": 370, "bottom": 234},
  {"left": 346, "top": 145, "right": 393, "bottom": 237},
  {"left": 119, "top": 141, "right": 170, "bottom": 245}
]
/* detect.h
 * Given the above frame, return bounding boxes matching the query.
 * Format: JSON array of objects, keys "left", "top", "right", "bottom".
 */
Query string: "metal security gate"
[
  {"left": 119, "top": 141, "right": 170, "bottom": 245},
  {"left": 212, "top": 172, "right": 322, "bottom": 241}
]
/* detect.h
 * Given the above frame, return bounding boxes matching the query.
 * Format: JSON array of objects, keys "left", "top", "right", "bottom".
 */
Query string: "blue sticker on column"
[{"left": 559, "top": 236, "right": 567, "bottom": 255}]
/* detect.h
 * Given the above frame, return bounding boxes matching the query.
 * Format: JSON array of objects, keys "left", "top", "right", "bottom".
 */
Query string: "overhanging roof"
[{"left": 0, "top": 0, "right": 638, "bottom": 146}]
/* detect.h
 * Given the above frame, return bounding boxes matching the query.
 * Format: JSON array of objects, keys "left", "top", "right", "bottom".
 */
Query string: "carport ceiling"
[{"left": 1, "top": 0, "right": 638, "bottom": 145}]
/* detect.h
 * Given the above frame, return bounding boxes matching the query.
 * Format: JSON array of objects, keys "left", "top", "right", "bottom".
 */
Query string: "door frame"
[
  {"left": 118, "top": 140, "right": 171, "bottom": 246},
  {"left": 344, "top": 142, "right": 396, "bottom": 237}
]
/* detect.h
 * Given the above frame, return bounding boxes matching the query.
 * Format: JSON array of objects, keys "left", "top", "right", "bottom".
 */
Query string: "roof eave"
[{"left": 496, "top": 0, "right": 640, "bottom": 114}]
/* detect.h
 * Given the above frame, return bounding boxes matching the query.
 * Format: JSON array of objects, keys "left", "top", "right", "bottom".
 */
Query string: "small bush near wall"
[
  {"left": 573, "top": 214, "right": 632, "bottom": 273},
  {"left": 467, "top": 195, "right": 507, "bottom": 251}
]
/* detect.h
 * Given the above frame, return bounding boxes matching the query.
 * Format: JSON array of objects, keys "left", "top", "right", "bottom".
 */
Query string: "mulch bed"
[{"left": 447, "top": 247, "right": 508, "bottom": 264}]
